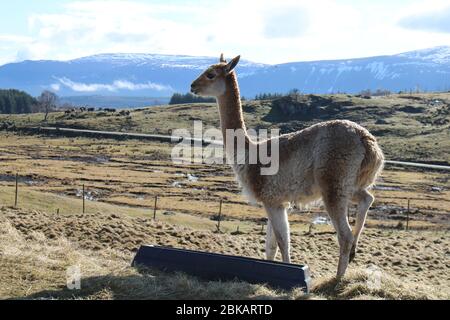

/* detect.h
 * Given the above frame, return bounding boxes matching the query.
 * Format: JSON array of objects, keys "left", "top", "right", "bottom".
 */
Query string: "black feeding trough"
[{"left": 132, "top": 245, "right": 311, "bottom": 293}]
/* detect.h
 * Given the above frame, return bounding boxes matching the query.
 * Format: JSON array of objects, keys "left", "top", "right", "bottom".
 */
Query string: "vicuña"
[{"left": 191, "top": 54, "right": 384, "bottom": 278}]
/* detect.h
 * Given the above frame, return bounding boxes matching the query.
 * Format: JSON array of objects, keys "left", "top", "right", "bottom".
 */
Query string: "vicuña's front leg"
[{"left": 264, "top": 204, "right": 291, "bottom": 263}]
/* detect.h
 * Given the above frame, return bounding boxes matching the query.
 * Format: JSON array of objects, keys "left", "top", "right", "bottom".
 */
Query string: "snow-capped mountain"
[
  {"left": 0, "top": 46, "right": 449, "bottom": 99},
  {"left": 0, "top": 53, "right": 267, "bottom": 98},
  {"left": 242, "top": 46, "right": 450, "bottom": 95},
  {"left": 397, "top": 46, "right": 450, "bottom": 64}
]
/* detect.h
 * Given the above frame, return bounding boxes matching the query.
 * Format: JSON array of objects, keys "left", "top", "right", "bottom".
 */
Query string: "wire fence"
[{"left": 8, "top": 171, "right": 419, "bottom": 233}]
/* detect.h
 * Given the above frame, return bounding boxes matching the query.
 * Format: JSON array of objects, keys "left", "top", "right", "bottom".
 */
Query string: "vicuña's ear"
[
  {"left": 220, "top": 53, "right": 227, "bottom": 63},
  {"left": 225, "top": 55, "right": 240, "bottom": 73}
]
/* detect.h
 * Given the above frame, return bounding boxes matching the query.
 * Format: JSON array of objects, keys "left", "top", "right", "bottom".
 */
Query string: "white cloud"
[
  {"left": 263, "top": 6, "right": 310, "bottom": 39},
  {"left": 398, "top": 2, "right": 450, "bottom": 33},
  {"left": 56, "top": 77, "right": 173, "bottom": 92},
  {"left": 0, "top": 35, "right": 34, "bottom": 65},
  {"left": 21, "top": 0, "right": 212, "bottom": 61},
  {"left": 1, "top": 0, "right": 450, "bottom": 66},
  {"left": 50, "top": 83, "right": 61, "bottom": 92},
  {"left": 0, "top": 35, "right": 31, "bottom": 43}
]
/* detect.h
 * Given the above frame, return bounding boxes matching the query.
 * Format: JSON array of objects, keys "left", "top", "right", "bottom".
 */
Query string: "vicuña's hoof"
[{"left": 333, "top": 276, "right": 345, "bottom": 291}]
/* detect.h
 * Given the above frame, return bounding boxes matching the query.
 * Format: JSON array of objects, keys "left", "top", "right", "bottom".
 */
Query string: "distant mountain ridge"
[
  {"left": 59, "top": 95, "right": 170, "bottom": 108},
  {"left": 0, "top": 46, "right": 449, "bottom": 102}
]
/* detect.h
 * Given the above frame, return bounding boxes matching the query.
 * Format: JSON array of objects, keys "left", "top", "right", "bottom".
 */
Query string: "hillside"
[
  {"left": 1, "top": 92, "right": 449, "bottom": 163},
  {"left": 1, "top": 207, "right": 448, "bottom": 300},
  {"left": 0, "top": 46, "right": 449, "bottom": 98}
]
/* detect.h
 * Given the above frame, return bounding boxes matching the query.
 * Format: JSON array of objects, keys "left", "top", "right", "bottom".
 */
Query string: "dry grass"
[
  {"left": 1, "top": 207, "right": 448, "bottom": 300},
  {"left": 312, "top": 269, "right": 443, "bottom": 300},
  {"left": 0, "top": 212, "right": 304, "bottom": 300}
]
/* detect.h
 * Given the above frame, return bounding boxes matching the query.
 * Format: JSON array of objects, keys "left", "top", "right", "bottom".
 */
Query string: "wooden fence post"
[
  {"left": 82, "top": 184, "right": 86, "bottom": 214},
  {"left": 406, "top": 199, "right": 410, "bottom": 231},
  {"left": 216, "top": 199, "right": 223, "bottom": 232},
  {"left": 153, "top": 196, "right": 158, "bottom": 220},
  {"left": 14, "top": 173, "right": 18, "bottom": 208}
]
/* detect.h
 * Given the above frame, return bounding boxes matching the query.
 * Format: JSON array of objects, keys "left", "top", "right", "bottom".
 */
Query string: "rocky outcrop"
[{"left": 264, "top": 94, "right": 352, "bottom": 122}]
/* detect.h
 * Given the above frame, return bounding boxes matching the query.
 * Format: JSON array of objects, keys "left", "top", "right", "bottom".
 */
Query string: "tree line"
[
  {"left": 0, "top": 89, "right": 38, "bottom": 114},
  {"left": 254, "top": 92, "right": 284, "bottom": 100},
  {"left": 255, "top": 89, "right": 302, "bottom": 101},
  {"left": 0, "top": 89, "right": 58, "bottom": 119}
]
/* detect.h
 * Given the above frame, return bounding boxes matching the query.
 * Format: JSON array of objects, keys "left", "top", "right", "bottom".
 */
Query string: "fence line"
[{"left": 5, "top": 173, "right": 432, "bottom": 233}]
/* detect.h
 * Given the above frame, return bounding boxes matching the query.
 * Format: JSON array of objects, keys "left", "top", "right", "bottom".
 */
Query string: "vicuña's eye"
[{"left": 206, "top": 73, "right": 215, "bottom": 79}]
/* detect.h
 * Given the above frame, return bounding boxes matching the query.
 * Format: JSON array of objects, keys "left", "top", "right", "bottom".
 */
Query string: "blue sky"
[{"left": 0, "top": 0, "right": 450, "bottom": 66}]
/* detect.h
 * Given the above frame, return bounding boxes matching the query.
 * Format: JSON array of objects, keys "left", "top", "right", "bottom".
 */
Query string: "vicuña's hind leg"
[
  {"left": 264, "top": 204, "right": 291, "bottom": 263},
  {"left": 349, "top": 189, "right": 374, "bottom": 262},
  {"left": 323, "top": 195, "right": 354, "bottom": 278},
  {"left": 265, "top": 220, "right": 278, "bottom": 260}
]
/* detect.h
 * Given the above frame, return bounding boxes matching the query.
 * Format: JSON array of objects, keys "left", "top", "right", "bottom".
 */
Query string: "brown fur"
[{"left": 357, "top": 131, "right": 385, "bottom": 189}]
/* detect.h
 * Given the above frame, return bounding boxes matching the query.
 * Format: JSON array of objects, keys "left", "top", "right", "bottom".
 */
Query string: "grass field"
[{"left": 0, "top": 93, "right": 449, "bottom": 299}]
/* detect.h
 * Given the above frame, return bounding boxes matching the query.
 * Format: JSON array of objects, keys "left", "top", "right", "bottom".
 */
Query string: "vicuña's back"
[
  {"left": 241, "top": 119, "right": 384, "bottom": 206},
  {"left": 191, "top": 54, "right": 384, "bottom": 279}
]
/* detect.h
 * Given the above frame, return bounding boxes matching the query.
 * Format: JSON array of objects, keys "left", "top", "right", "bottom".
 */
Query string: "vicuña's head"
[{"left": 191, "top": 54, "right": 240, "bottom": 97}]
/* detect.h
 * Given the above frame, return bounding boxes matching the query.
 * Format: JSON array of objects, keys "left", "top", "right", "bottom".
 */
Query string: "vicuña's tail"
[{"left": 357, "top": 132, "right": 384, "bottom": 189}]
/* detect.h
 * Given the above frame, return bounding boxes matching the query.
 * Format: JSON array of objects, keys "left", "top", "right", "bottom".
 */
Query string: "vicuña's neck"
[{"left": 216, "top": 72, "right": 248, "bottom": 146}]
